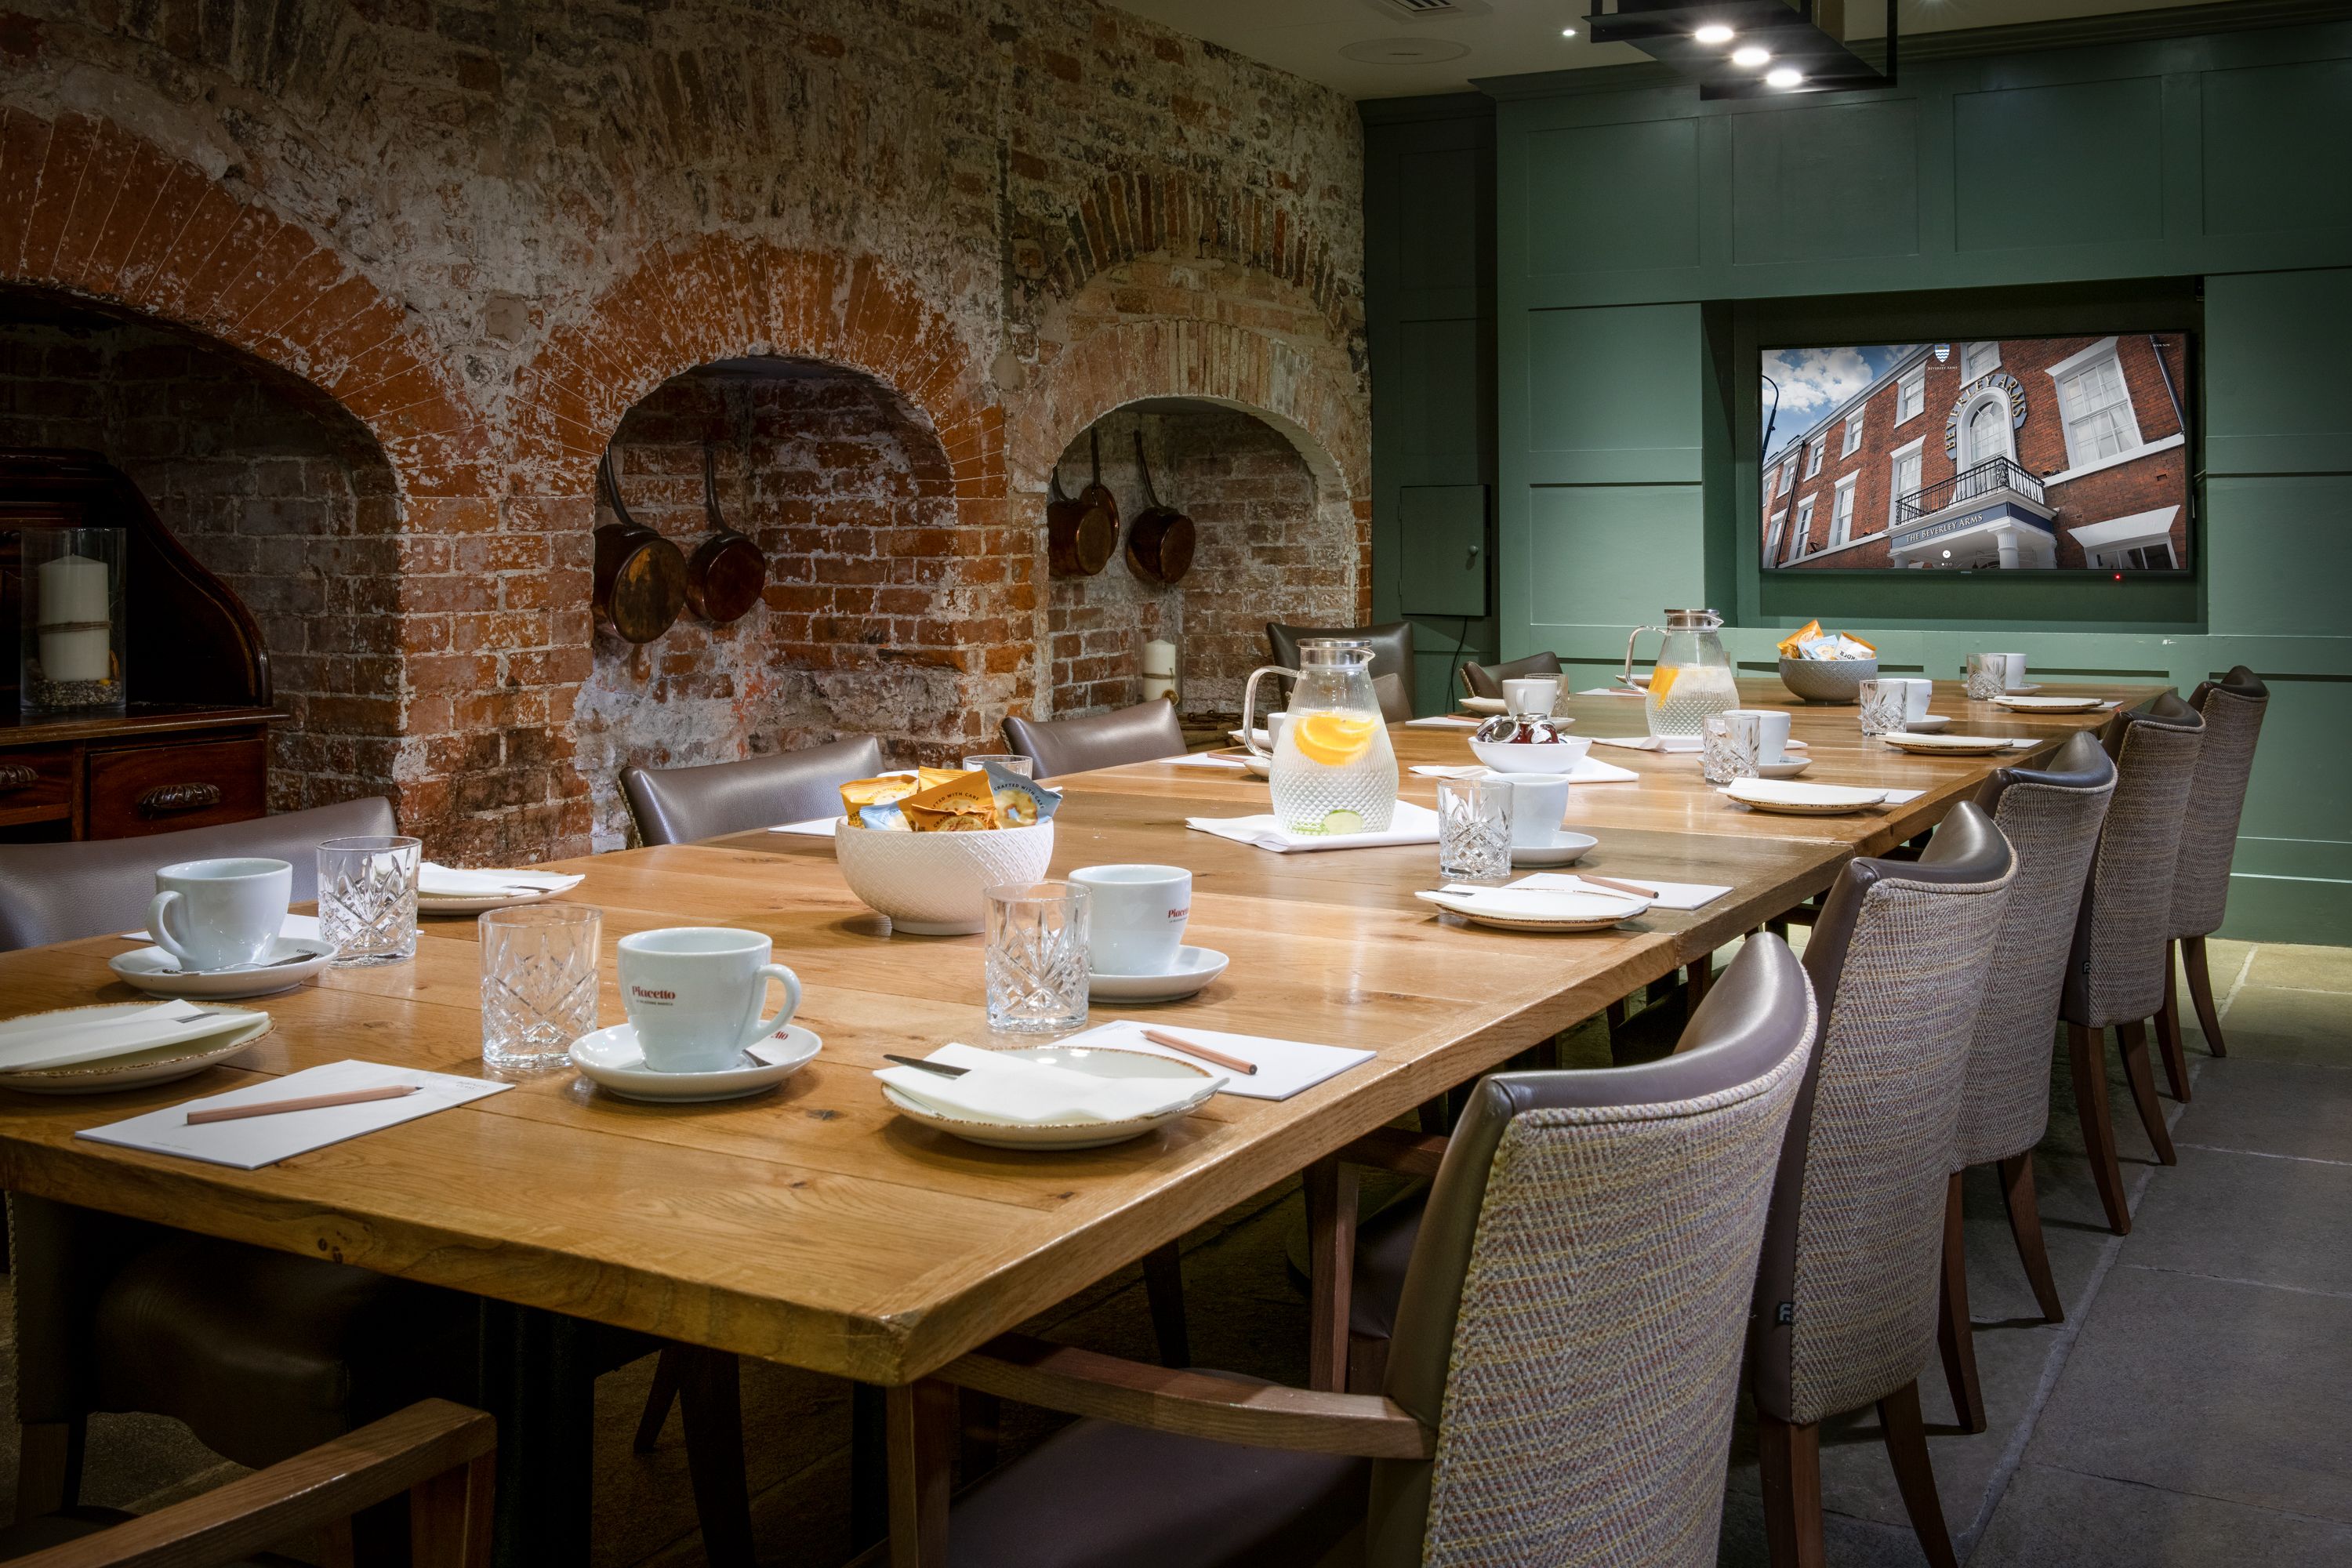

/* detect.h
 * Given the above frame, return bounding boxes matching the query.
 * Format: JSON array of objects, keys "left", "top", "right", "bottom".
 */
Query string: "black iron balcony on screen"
[{"left": 1893, "top": 457, "right": 2048, "bottom": 526}]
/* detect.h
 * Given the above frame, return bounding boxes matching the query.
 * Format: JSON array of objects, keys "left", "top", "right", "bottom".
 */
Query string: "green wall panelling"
[
  {"left": 2205, "top": 269, "right": 2352, "bottom": 475},
  {"left": 1526, "top": 304, "right": 1705, "bottom": 479},
  {"left": 1523, "top": 114, "right": 1700, "bottom": 277},
  {"left": 1730, "top": 99, "right": 1922, "bottom": 266},
  {"left": 2201, "top": 56, "right": 2352, "bottom": 236},
  {"left": 1955, "top": 76, "right": 2165, "bottom": 252},
  {"left": 1525, "top": 485, "right": 1707, "bottom": 635},
  {"left": 2206, "top": 474, "right": 2352, "bottom": 635}
]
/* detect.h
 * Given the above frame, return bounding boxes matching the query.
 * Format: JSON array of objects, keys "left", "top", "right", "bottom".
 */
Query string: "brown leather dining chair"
[
  {"left": 2156, "top": 666, "right": 2269, "bottom": 1090},
  {"left": 2059, "top": 692, "right": 2205, "bottom": 1236},
  {"left": 1000, "top": 701, "right": 1187, "bottom": 779},
  {"left": 1458, "top": 650, "right": 1561, "bottom": 700},
  {"left": 621, "top": 735, "right": 884, "bottom": 844},
  {"left": 1935, "top": 731, "right": 2116, "bottom": 1434},
  {"left": 1267, "top": 620, "right": 1416, "bottom": 717},
  {"left": 1754, "top": 801, "right": 2016, "bottom": 1568},
  {"left": 886, "top": 933, "right": 1818, "bottom": 1567}
]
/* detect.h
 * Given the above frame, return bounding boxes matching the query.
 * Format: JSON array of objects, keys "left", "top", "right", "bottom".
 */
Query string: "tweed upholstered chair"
[
  {"left": 621, "top": 735, "right": 884, "bottom": 844},
  {"left": 1754, "top": 802, "right": 2015, "bottom": 1568},
  {"left": 1001, "top": 701, "right": 1188, "bottom": 778},
  {"left": 2060, "top": 692, "right": 2205, "bottom": 1236},
  {"left": 1934, "top": 731, "right": 2116, "bottom": 1434},
  {"left": 1458, "top": 651, "right": 1561, "bottom": 700},
  {"left": 2156, "top": 666, "right": 2269, "bottom": 1091},
  {"left": 881, "top": 935, "right": 1818, "bottom": 1566}
]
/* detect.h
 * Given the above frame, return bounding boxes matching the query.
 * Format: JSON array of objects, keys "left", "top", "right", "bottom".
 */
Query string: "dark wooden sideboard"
[{"left": 0, "top": 449, "right": 276, "bottom": 843}]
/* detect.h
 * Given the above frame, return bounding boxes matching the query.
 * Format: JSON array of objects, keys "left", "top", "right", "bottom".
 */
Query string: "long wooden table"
[{"left": 0, "top": 677, "right": 2153, "bottom": 1559}]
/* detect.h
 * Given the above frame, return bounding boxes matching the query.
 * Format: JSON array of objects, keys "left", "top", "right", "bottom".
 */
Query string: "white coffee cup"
[
  {"left": 616, "top": 927, "right": 802, "bottom": 1074},
  {"left": 1503, "top": 676, "right": 1563, "bottom": 717},
  {"left": 1264, "top": 712, "right": 1293, "bottom": 751},
  {"left": 1070, "top": 864, "right": 1191, "bottom": 975},
  {"left": 1900, "top": 678, "right": 1934, "bottom": 722},
  {"left": 1722, "top": 708, "right": 1793, "bottom": 764},
  {"left": 1993, "top": 653, "right": 2027, "bottom": 690},
  {"left": 1493, "top": 773, "right": 1573, "bottom": 849},
  {"left": 147, "top": 858, "right": 292, "bottom": 971}
]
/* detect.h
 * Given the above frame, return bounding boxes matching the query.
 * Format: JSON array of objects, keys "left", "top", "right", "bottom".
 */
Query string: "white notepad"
[
  {"left": 1509, "top": 872, "right": 1730, "bottom": 911},
  {"left": 78, "top": 1060, "right": 511, "bottom": 1170},
  {"left": 1186, "top": 800, "right": 1442, "bottom": 854},
  {"left": 1055, "top": 1019, "right": 1374, "bottom": 1102}
]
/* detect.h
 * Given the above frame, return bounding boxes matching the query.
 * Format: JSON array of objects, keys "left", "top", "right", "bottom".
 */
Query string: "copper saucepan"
[{"left": 592, "top": 452, "right": 687, "bottom": 644}]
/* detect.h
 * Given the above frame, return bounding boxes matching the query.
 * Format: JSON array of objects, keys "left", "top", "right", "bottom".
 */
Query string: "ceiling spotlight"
[
  {"left": 1732, "top": 45, "right": 1770, "bottom": 67},
  {"left": 1693, "top": 24, "right": 1735, "bottom": 44},
  {"left": 1766, "top": 66, "right": 1804, "bottom": 88}
]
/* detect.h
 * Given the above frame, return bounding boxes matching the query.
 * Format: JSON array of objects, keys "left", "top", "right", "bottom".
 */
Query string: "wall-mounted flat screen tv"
[{"left": 1759, "top": 335, "right": 2192, "bottom": 573}]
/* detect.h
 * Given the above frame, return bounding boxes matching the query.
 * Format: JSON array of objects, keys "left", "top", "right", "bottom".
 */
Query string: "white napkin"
[
  {"left": 877, "top": 1042, "right": 1214, "bottom": 1125},
  {"left": 1575, "top": 687, "right": 1645, "bottom": 698},
  {"left": 1510, "top": 871, "right": 1730, "bottom": 911},
  {"left": 418, "top": 863, "right": 582, "bottom": 897},
  {"left": 1882, "top": 788, "right": 1926, "bottom": 803},
  {"left": 1185, "top": 800, "right": 1442, "bottom": 854},
  {"left": 121, "top": 913, "right": 319, "bottom": 942},
  {"left": 1057, "top": 1020, "right": 1374, "bottom": 1102},
  {"left": 77, "top": 1059, "right": 510, "bottom": 1171},
  {"left": 767, "top": 817, "right": 840, "bottom": 837},
  {"left": 1168, "top": 753, "right": 1251, "bottom": 770},
  {"left": 1410, "top": 757, "right": 1639, "bottom": 784},
  {"left": 1403, "top": 716, "right": 1480, "bottom": 729},
  {"left": 0, "top": 1004, "right": 267, "bottom": 1073}
]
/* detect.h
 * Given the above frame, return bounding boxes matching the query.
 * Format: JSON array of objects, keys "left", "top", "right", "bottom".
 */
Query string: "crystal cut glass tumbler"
[
  {"left": 318, "top": 835, "right": 420, "bottom": 967},
  {"left": 984, "top": 880, "right": 1090, "bottom": 1034},
  {"left": 481, "top": 904, "right": 601, "bottom": 1073},
  {"left": 1436, "top": 778, "right": 1512, "bottom": 884},
  {"left": 1965, "top": 652, "right": 2009, "bottom": 702},
  {"left": 1701, "top": 712, "right": 1760, "bottom": 784},
  {"left": 1857, "top": 679, "right": 1908, "bottom": 739}
]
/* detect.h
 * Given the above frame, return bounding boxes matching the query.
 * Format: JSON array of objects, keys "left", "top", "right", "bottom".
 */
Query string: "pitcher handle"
[
  {"left": 1239, "top": 666, "right": 1299, "bottom": 759},
  {"left": 1621, "top": 624, "right": 1662, "bottom": 690}
]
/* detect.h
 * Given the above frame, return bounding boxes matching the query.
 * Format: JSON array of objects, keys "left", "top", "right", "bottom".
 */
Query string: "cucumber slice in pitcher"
[{"left": 1321, "top": 808, "right": 1365, "bottom": 835}]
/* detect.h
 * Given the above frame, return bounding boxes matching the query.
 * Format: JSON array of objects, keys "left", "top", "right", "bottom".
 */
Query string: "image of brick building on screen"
[{"left": 1761, "top": 335, "right": 2191, "bottom": 572}]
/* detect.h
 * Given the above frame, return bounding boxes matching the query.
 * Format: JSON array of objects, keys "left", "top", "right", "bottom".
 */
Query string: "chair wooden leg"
[
  {"left": 632, "top": 1346, "right": 682, "bottom": 1454},
  {"left": 957, "top": 1388, "right": 1001, "bottom": 1485},
  {"left": 886, "top": 1379, "right": 956, "bottom": 1568},
  {"left": 2184, "top": 935, "right": 2229, "bottom": 1057},
  {"left": 1935, "top": 1171, "right": 1987, "bottom": 1435},
  {"left": 1685, "top": 950, "right": 1715, "bottom": 1011},
  {"left": 676, "top": 1347, "right": 756, "bottom": 1568},
  {"left": 1878, "top": 1381, "right": 1958, "bottom": 1568},
  {"left": 1142, "top": 1240, "right": 1190, "bottom": 1368},
  {"left": 1755, "top": 1412, "right": 1824, "bottom": 1568},
  {"left": 1346, "top": 1330, "right": 1390, "bottom": 1396},
  {"left": 851, "top": 1383, "right": 887, "bottom": 1554},
  {"left": 2155, "top": 940, "right": 2192, "bottom": 1102},
  {"left": 1997, "top": 1152, "right": 2064, "bottom": 1323},
  {"left": 2115, "top": 1019, "right": 2176, "bottom": 1166},
  {"left": 410, "top": 1448, "right": 498, "bottom": 1568},
  {"left": 14, "top": 1418, "right": 83, "bottom": 1523},
  {"left": 2067, "top": 1023, "right": 2130, "bottom": 1236},
  {"left": 1305, "top": 1156, "right": 1359, "bottom": 1393}
]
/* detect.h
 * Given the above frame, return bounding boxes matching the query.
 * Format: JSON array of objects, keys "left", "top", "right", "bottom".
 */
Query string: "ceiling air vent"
[{"left": 1380, "top": 0, "right": 1460, "bottom": 13}]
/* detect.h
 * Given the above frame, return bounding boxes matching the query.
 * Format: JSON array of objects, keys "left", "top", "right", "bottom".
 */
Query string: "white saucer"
[
  {"left": 2004, "top": 683, "right": 2044, "bottom": 694},
  {"left": 1088, "top": 946, "right": 1230, "bottom": 1003},
  {"left": 1722, "top": 779, "right": 1889, "bottom": 815},
  {"left": 1511, "top": 830, "right": 1599, "bottom": 867},
  {"left": 1461, "top": 696, "right": 1506, "bottom": 715},
  {"left": 1755, "top": 757, "right": 1813, "bottom": 779},
  {"left": 880, "top": 1045, "right": 1217, "bottom": 1150},
  {"left": 570, "top": 1022, "right": 822, "bottom": 1103},
  {"left": 1992, "top": 694, "right": 2106, "bottom": 713},
  {"left": 0, "top": 1004, "right": 273, "bottom": 1095},
  {"left": 1907, "top": 715, "right": 1954, "bottom": 732},
  {"left": 107, "top": 938, "right": 339, "bottom": 1000},
  {"left": 1882, "top": 731, "right": 2015, "bottom": 755},
  {"left": 1415, "top": 886, "right": 1650, "bottom": 932}
]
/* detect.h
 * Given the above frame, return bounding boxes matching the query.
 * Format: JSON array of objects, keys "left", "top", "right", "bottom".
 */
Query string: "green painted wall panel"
[
  {"left": 1955, "top": 77, "right": 2165, "bottom": 252},
  {"left": 1523, "top": 117, "right": 1700, "bottom": 275},
  {"left": 1399, "top": 146, "right": 1485, "bottom": 292},
  {"left": 2205, "top": 475, "right": 2352, "bottom": 635},
  {"left": 1525, "top": 304, "right": 1703, "bottom": 479},
  {"left": 2205, "top": 268, "right": 2352, "bottom": 476},
  {"left": 1526, "top": 485, "right": 1706, "bottom": 633},
  {"left": 1388, "top": 318, "right": 1486, "bottom": 459},
  {"left": 2201, "top": 56, "right": 2352, "bottom": 236},
  {"left": 1730, "top": 100, "right": 1920, "bottom": 265}
]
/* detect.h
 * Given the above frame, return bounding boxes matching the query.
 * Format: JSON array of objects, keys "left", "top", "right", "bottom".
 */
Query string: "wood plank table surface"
[{"left": 0, "top": 676, "right": 2156, "bottom": 1561}]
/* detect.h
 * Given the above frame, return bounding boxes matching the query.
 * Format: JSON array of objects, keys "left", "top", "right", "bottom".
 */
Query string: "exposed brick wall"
[
  {"left": 0, "top": 300, "right": 401, "bottom": 812},
  {"left": 1045, "top": 404, "right": 1351, "bottom": 721},
  {"left": 0, "top": 0, "right": 1368, "bottom": 862}
]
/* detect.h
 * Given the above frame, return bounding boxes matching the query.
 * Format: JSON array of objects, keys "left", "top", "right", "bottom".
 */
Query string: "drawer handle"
[
  {"left": 0, "top": 764, "right": 35, "bottom": 792},
  {"left": 138, "top": 782, "right": 224, "bottom": 815}
]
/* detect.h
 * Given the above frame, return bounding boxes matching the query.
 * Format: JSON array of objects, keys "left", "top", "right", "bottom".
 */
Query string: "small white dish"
[
  {"left": 1229, "top": 729, "right": 1272, "bottom": 750},
  {"left": 107, "top": 937, "right": 337, "bottom": 1000},
  {"left": 881, "top": 1045, "right": 1217, "bottom": 1150},
  {"left": 1461, "top": 696, "right": 1506, "bottom": 716},
  {"left": 2003, "top": 683, "right": 2045, "bottom": 694},
  {"left": 1882, "top": 731, "right": 2015, "bottom": 755},
  {"left": 416, "top": 872, "right": 584, "bottom": 916},
  {"left": 1510, "top": 829, "right": 1599, "bottom": 868},
  {"left": 1242, "top": 753, "right": 1272, "bottom": 778},
  {"left": 1468, "top": 735, "right": 1591, "bottom": 774},
  {"left": 1907, "top": 715, "right": 1954, "bottom": 732},
  {"left": 570, "top": 1022, "right": 822, "bottom": 1103},
  {"left": 0, "top": 1004, "right": 272, "bottom": 1095},
  {"left": 1755, "top": 757, "right": 1813, "bottom": 779},
  {"left": 1992, "top": 694, "right": 2105, "bottom": 713},
  {"left": 1087, "top": 946, "right": 1230, "bottom": 1004},
  {"left": 1722, "top": 779, "right": 1889, "bottom": 815},
  {"left": 1415, "top": 886, "right": 1650, "bottom": 932}
]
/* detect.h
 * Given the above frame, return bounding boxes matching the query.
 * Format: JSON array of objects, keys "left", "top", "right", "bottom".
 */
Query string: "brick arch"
[{"left": 0, "top": 109, "right": 488, "bottom": 502}]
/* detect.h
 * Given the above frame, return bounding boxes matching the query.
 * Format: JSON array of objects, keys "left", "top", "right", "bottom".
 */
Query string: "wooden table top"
[{"left": 0, "top": 677, "right": 2154, "bottom": 1386}]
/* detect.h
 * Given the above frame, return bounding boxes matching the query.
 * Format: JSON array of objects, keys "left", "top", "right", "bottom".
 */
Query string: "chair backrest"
[
  {"left": 1367, "top": 935, "right": 1817, "bottom": 1568},
  {"left": 2171, "top": 666, "right": 2268, "bottom": 941},
  {"left": 1370, "top": 671, "right": 1413, "bottom": 726},
  {"left": 0, "top": 797, "right": 397, "bottom": 952},
  {"left": 1000, "top": 702, "right": 1186, "bottom": 779},
  {"left": 1266, "top": 621, "right": 1415, "bottom": 713},
  {"left": 1956, "top": 731, "right": 2118, "bottom": 1168},
  {"left": 1752, "top": 802, "right": 2016, "bottom": 1429},
  {"left": 1460, "top": 651, "right": 1562, "bottom": 700},
  {"left": 2061, "top": 691, "right": 2205, "bottom": 1029},
  {"left": 620, "top": 736, "right": 884, "bottom": 846}
]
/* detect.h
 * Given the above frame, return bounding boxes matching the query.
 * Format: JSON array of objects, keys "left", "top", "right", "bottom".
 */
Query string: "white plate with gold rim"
[
  {"left": 1882, "top": 732, "right": 2017, "bottom": 756},
  {"left": 1722, "top": 780, "right": 1889, "bottom": 815},
  {"left": 1991, "top": 694, "right": 2106, "bottom": 713},
  {"left": 880, "top": 1045, "right": 1218, "bottom": 1150},
  {"left": 1414, "top": 885, "right": 1650, "bottom": 932},
  {"left": 0, "top": 1005, "right": 273, "bottom": 1095}
]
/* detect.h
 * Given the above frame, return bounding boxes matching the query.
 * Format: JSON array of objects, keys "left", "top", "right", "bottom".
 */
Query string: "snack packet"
[
  {"left": 978, "top": 760, "right": 1062, "bottom": 828},
  {"left": 902, "top": 770, "right": 999, "bottom": 833},
  {"left": 1776, "top": 619, "right": 1823, "bottom": 659}
]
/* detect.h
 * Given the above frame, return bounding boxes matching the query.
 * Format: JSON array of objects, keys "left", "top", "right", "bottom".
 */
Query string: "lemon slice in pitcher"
[{"left": 1292, "top": 713, "right": 1378, "bottom": 767}]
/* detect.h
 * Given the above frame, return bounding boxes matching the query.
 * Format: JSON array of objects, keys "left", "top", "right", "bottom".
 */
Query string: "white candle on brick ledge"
[
  {"left": 1142, "top": 638, "right": 1177, "bottom": 678},
  {"left": 1142, "top": 675, "right": 1176, "bottom": 702},
  {"left": 37, "top": 551, "right": 113, "bottom": 684}
]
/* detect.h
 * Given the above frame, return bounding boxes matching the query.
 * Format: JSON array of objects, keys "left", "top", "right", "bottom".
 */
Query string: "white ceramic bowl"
[
  {"left": 832, "top": 818, "right": 1056, "bottom": 935},
  {"left": 1468, "top": 736, "right": 1594, "bottom": 774},
  {"left": 1777, "top": 655, "right": 1877, "bottom": 704}
]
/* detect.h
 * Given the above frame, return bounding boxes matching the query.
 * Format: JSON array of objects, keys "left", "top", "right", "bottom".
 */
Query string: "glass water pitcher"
[
  {"left": 1240, "top": 639, "right": 1399, "bottom": 834},
  {"left": 1622, "top": 608, "right": 1739, "bottom": 738}
]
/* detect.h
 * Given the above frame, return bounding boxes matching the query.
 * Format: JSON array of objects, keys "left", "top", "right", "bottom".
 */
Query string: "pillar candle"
[
  {"left": 36, "top": 552, "right": 113, "bottom": 683},
  {"left": 1142, "top": 637, "right": 1178, "bottom": 678},
  {"left": 1141, "top": 675, "right": 1176, "bottom": 702}
]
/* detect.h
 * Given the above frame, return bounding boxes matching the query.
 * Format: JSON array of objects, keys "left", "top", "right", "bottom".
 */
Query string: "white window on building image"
[
  {"left": 1792, "top": 495, "right": 1816, "bottom": 560},
  {"left": 2100, "top": 543, "right": 2177, "bottom": 570},
  {"left": 1842, "top": 408, "right": 1864, "bottom": 456},
  {"left": 1805, "top": 439, "right": 1824, "bottom": 478},
  {"left": 1897, "top": 368, "right": 1926, "bottom": 423},
  {"left": 1778, "top": 456, "right": 1795, "bottom": 495},
  {"left": 1889, "top": 438, "right": 1926, "bottom": 526},
  {"left": 1831, "top": 473, "right": 1858, "bottom": 546},
  {"left": 2070, "top": 505, "right": 2180, "bottom": 572},
  {"left": 1767, "top": 509, "right": 1788, "bottom": 561},
  {"left": 2054, "top": 343, "right": 2144, "bottom": 468},
  {"left": 1962, "top": 340, "right": 2001, "bottom": 380},
  {"left": 1963, "top": 394, "right": 2014, "bottom": 467}
]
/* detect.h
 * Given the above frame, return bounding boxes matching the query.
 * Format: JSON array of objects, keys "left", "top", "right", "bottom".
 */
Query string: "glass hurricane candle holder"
[{"left": 20, "top": 527, "right": 125, "bottom": 714}]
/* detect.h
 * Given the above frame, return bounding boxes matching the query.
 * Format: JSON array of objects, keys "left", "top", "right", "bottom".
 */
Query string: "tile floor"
[{"left": 2, "top": 940, "right": 2345, "bottom": 1566}]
